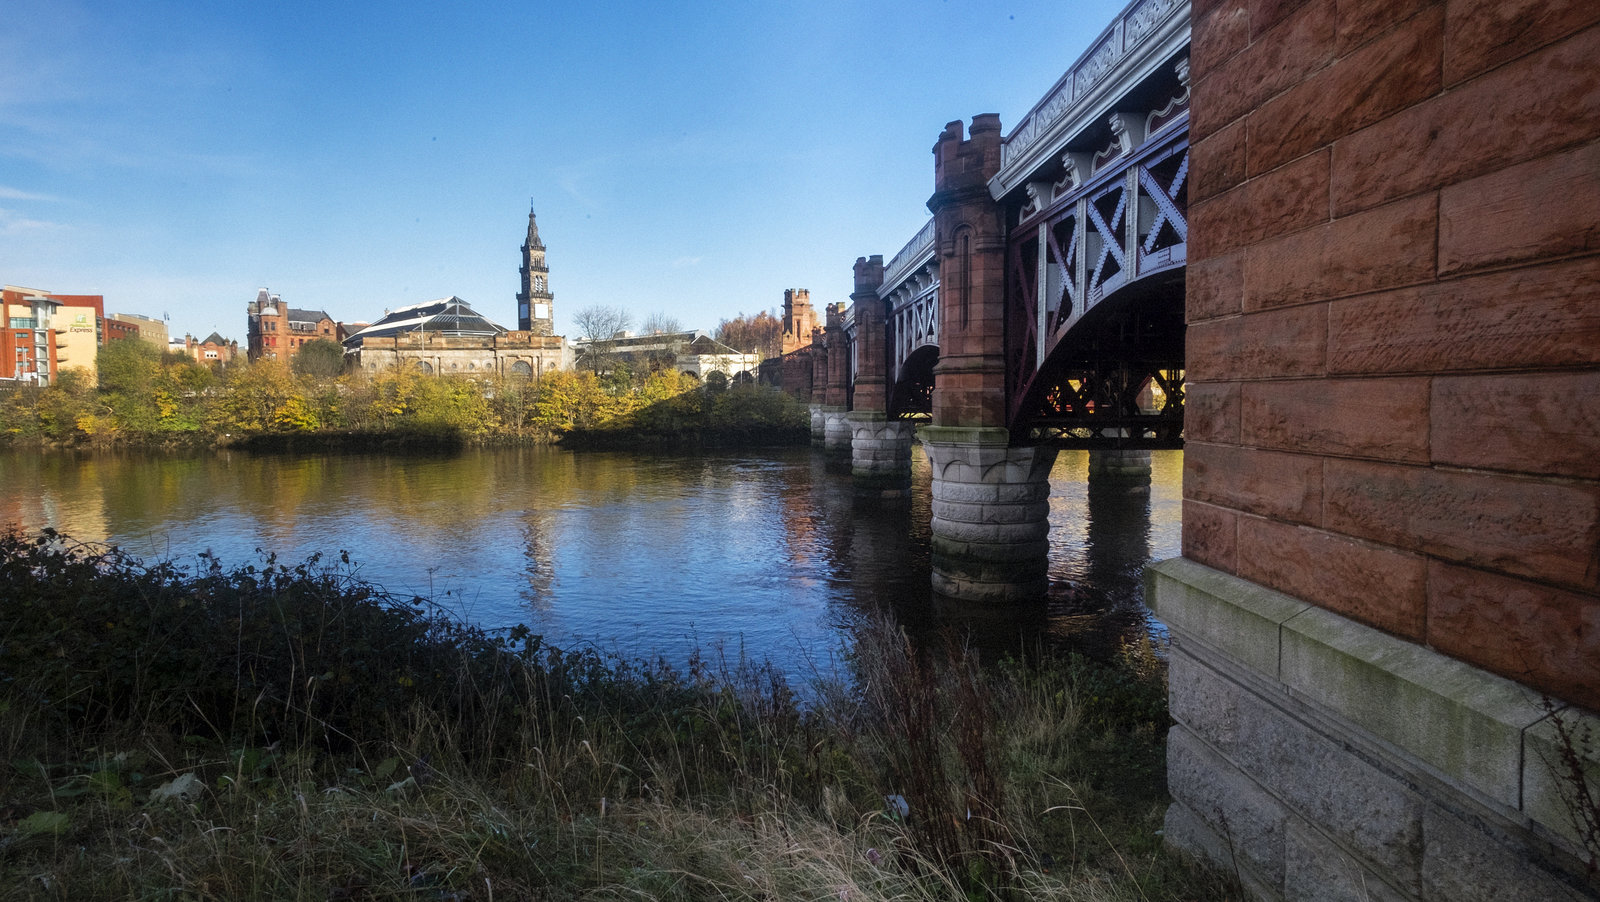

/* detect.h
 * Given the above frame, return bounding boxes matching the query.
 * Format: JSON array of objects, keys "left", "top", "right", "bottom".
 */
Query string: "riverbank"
[
  {"left": 0, "top": 355, "right": 811, "bottom": 453},
  {"left": 0, "top": 529, "right": 1235, "bottom": 900}
]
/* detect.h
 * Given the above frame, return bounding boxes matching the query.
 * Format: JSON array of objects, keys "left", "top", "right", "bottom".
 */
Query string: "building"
[
  {"left": 780, "top": 288, "right": 815, "bottom": 354},
  {"left": 104, "top": 317, "right": 141, "bottom": 344},
  {"left": 246, "top": 289, "right": 336, "bottom": 361},
  {"left": 516, "top": 206, "right": 555, "bottom": 336},
  {"left": 106, "top": 312, "right": 169, "bottom": 349},
  {"left": 574, "top": 330, "right": 760, "bottom": 382},
  {"left": 50, "top": 295, "right": 105, "bottom": 380},
  {"left": 2, "top": 286, "right": 62, "bottom": 386},
  {"left": 179, "top": 332, "right": 239, "bottom": 366},
  {"left": 2, "top": 286, "right": 114, "bottom": 385},
  {"left": 345, "top": 296, "right": 571, "bottom": 377}
]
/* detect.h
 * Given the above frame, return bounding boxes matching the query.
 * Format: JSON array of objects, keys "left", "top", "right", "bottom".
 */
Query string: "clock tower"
[{"left": 517, "top": 205, "right": 554, "bottom": 335}]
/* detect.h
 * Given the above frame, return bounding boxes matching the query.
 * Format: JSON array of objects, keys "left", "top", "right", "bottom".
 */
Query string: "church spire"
[
  {"left": 525, "top": 201, "right": 543, "bottom": 249},
  {"left": 517, "top": 202, "right": 553, "bottom": 335}
]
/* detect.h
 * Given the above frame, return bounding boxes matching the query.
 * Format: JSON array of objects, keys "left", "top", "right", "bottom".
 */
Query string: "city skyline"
[{"left": 2, "top": 0, "right": 1125, "bottom": 342}]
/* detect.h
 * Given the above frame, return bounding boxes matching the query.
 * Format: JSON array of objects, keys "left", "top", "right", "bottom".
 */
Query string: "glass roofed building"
[
  {"left": 344, "top": 296, "right": 570, "bottom": 377},
  {"left": 342, "top": 297, "right": 508, "bottom": 344}
]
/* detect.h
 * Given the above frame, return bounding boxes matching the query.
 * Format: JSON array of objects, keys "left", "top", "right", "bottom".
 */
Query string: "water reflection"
[{"left": 0, "top": 445, "right": 1181, "bottom": 675}]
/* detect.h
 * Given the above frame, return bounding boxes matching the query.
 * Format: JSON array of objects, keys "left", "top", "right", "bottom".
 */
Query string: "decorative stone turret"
[
  {"left": 920, "top": 115, "right": 1059, "bottom": 602},
  {"left": 844, "top": 255, "right": 916, "bottom": 498},
  {"left": 821, "top": 303, "right": 852, "bottom": 461}
]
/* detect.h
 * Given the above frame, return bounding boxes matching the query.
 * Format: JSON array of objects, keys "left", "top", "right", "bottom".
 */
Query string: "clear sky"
[{"left": 2, "top": 0, "right": 1128, "bottom": 341}]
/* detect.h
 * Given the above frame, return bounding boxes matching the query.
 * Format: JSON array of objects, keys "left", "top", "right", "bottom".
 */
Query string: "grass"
[{"left": 0, "top": 527, "right": 1240, "bottom": 900}]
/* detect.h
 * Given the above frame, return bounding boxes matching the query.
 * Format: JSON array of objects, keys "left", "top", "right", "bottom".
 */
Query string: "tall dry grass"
[{"left": 0, "top": 528, "right": 1238, "bottom": 900}]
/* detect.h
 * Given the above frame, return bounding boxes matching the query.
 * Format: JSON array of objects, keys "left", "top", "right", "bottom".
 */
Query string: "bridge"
[
  {"left": 770, "top": 0, "right": 1600, "bottom": 898},
  {"left": 782, "top": 0, "right": 1192, "bottom": 603}
]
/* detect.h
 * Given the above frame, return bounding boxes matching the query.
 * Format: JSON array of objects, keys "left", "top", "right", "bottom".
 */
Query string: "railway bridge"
[
  {"left": 775, "top": 0, "right": 1600, "bottom": 898},
  {"left": 797, "top": 0, "right": 1192, "bottom": 602}
]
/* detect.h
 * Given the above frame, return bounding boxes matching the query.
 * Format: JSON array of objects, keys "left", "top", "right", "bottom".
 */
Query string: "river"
[{"left": 0, "top": 445, "right": 1181, "bottom": 677}]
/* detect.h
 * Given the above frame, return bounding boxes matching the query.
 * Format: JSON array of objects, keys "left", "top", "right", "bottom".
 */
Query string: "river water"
[{"left": 0, "top": 446, "right": 1181, "bottom": 677}]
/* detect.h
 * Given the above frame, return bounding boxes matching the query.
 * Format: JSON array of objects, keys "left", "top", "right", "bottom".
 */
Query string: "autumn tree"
[
  {"left": 292, "top": 338, "right": 347, "bottom": 377},
  {"left": 716, "top": 310, "right": 783, "bottom": 360}
]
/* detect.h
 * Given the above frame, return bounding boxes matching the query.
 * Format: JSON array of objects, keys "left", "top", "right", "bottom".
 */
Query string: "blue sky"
[{"left": 2, "top": 0, "right": 1126, "bottom": 341}]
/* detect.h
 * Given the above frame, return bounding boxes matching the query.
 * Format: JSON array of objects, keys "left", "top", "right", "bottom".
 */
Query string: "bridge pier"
[
  {"left": 848, "top": 413, "right": 915, "bottom": 498},
  {"left": 808, "top": 404, "right": 826, "bottom": 446},
  {"left": 821, "top": 408, "right": 852, "bottom": 460},
  {"left": 1086, "top": 449, "right": 1152, "bottom": 491},
  {"left": 921, "top": 427, "right": 1057, "bottom": 602}
]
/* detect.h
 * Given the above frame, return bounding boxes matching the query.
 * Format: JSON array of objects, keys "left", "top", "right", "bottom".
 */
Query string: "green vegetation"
[
  {"left": 0, "top": 528, "right": 1236, "bottom": 900},
  {"left": 0, "top": 351, "right": 809, "bottom": 449}
]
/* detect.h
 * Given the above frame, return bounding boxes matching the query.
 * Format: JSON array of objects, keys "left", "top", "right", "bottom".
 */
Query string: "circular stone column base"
[{"left": 919, "top": 426, "right": 1058, "bottom": 603}]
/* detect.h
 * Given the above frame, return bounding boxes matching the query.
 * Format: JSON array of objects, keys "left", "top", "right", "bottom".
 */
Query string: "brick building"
[
  {"left": 2, "top": 286, "right": 62, "bottom": 386},
  {"left": 246, "top": 289, "right": 337, "bottom": 361},
  {"left": 106, "top": 312, "right": 168, "bottom": 349},
  {"left": 179, "top": 332, "right": 240, "bottom": 366},
  {"left": 2, "top": 286, "right": 114, "bottom": 385}
]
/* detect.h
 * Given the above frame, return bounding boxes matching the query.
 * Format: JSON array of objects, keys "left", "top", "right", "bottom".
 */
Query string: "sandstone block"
[
  {"left": 1193, "top": 117, "right": 1249, "bottom": 203},
  {"left": 1328, "top": 256, "right": 1600, "bottom": 375},
  {"left": 1426, "top": 561, "right": 1600, "bottom": 705},
  {"left": 1251, "top": 5, "right": 1441, "bottom": 174},
  {"left": 1193, "top": 0, "right": 1251, "bottom": 77},
  {"left": 1243, "top": 193, "right": 1436, "bottom": 310},
  {"left": 1444, "top": 0, "right": 1600, "bottom": 87},
  {"left": 1431, "top": 370, "right": 1600, "bottom": 479},
  {"left": 1439, "top": 140, "right": 1600, "bottom": 275},
  {"left": 1240, "top": 376, "right": 1430, "bottom": 462},
  {"left": 1191, "top": 150, "right": 1331, "bottom": 259},
  {"left": 1186, "top": 251, "right": 1245, "bottom": 321},
  {"left": 1187, "top": 303, "right": 1328, "bottom": 382},
  {"left": 1185, "top": 441, "right": 1323, "bottom": 525},
  {"left": 1336, "top": 0, "right": 1436, "bottom": 55},
  {"left": 1237, "top": 517, "right": 1427, "bottom": 639},
  {"left": 1183, "top": 381, "right": 1241, "bottom": 445},
  {"left": 1181, "top": 500, "right": 1239, "bottom": 572},
  {"left": 1192, "top": 0, "right": 1336, "bottom": 140},
  {"left": 1323, "top": 459, "right": 1600, "bottom": 590},
  {"left": 1331, "top": 24, "right": 1600, "bottom": 215}
]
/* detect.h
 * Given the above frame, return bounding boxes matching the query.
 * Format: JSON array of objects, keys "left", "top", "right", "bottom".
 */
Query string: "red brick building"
[
  {"left": 246, "top": 288, "right": 337, "bottom": 361},
  {"left": 1, "top": 286, "right": 61, "bottom": 386}
]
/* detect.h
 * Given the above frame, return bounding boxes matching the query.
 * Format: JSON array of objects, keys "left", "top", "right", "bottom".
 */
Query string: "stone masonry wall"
[{"left": 1185, "top": 0, "right": 1600, "bottom": 705}]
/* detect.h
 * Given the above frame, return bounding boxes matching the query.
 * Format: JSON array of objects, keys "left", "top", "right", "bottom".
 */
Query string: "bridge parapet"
[
  {"left": 993, "top": 0, "right": 1189, "bottom": 198},
  {"left": 880, "top": 218, "right": 936, "bottom": 293}
]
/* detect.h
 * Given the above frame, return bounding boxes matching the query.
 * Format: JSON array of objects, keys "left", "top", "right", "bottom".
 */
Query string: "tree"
[
  {"left": 572, "top": 305, "right": 633, "bottom": 342},
  {"left": 572, "top": 305, "right": 634, "bottom": 375},
  {"left": 292, "top": 338, "right": 346, "bottom": 377},
  {"left": 641, "top": 311, "right": 682, "bottom": 335},
  {"left": 716, "top": 310, "right": 783, "bottom": 360}
]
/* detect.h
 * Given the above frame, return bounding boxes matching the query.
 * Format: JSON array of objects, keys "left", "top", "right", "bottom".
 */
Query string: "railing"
[
  {"left": 997, "top": 0, "right": 1187, "bottom": 181},
  {"left": 879, "top": 218, "right": 936, "bottom": 295}
]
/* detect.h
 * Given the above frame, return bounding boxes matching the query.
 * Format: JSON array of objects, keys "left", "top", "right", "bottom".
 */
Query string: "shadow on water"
[{"left": 0, "top": 444, "right": 1182, "bottom": 679}]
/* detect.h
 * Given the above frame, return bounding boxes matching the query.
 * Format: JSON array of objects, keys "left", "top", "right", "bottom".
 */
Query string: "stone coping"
[{"left": 1148, "top": 557, "right": 1600, "bottom": 850}]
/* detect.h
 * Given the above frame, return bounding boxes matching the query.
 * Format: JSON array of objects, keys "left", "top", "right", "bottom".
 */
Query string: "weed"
[{"left": 0, "top": 528, "right": 1237, "bottom": 900}]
